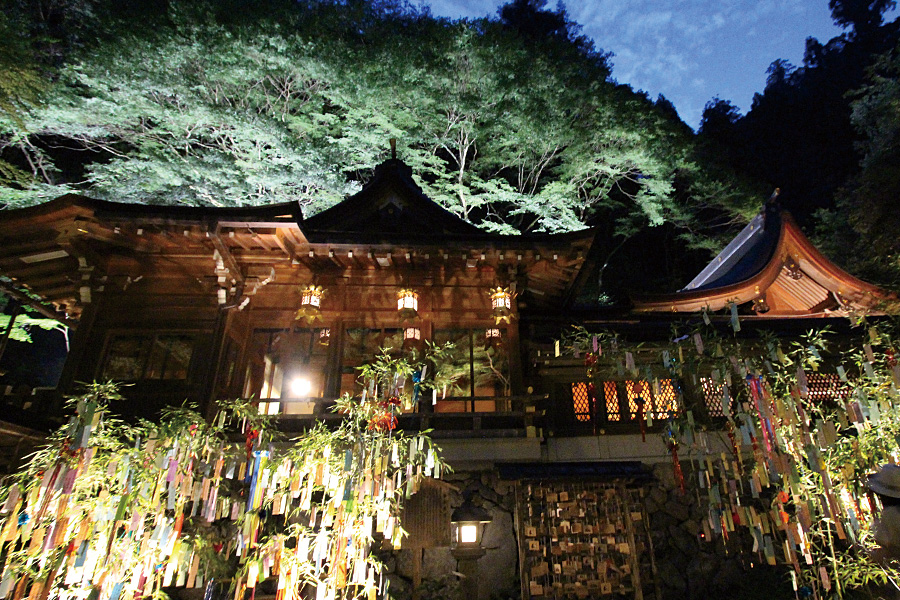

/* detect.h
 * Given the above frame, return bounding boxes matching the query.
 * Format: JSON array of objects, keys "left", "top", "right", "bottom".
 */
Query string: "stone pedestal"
[{"left": 452, "top": 547, "right": 485, "bottom": 600}]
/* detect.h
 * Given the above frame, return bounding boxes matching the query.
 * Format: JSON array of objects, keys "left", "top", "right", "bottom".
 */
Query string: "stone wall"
[
  {"left": 647, "top": 462, "right": 790, "bottom": 600},
  {"left": 384, "top": 463, "right": 791, "bottom": 600},
  {"left": 386, "top": 470, "right": 520, "bottom": 600}
]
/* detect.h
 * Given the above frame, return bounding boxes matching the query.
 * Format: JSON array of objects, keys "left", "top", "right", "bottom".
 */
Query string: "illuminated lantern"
[
  {"left": 295, "top": 285, "right": 325, "bottom": 322},
  {"left": 397, "top": 288, "right": 419, "bottom": 321},
  {"left": 485, "top": 328, "right": 502, "bottom": 348},
  {"left": 319, "top": 328, "right": 331, "bottom": 345},
  {"left": 451, "top": 495, "right": 492, "bottom": 555},
  {"left": 451, "top": 495, "right": 493, "bottom": 600},
  {"left": 489, "top": 287, "right": 514, "bottom": 324},
  {"left": 403, "top": 326, "right": 422, "bottom": 350}
]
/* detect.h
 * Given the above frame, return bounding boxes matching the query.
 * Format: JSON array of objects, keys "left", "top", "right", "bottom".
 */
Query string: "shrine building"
[{"left": 0, "top": 156, "right": 892, "bottom": 599}]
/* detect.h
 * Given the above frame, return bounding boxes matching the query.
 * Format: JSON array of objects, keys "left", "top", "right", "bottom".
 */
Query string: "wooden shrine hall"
[
  {"left": 0, "top": 160, "right": 892, "bottom": 434},
  {"left": 0, "top": 157, "right": 595, "bottom": 428},
  {"left": 0, "top": 157, "right": 896, "bottom": 600}
]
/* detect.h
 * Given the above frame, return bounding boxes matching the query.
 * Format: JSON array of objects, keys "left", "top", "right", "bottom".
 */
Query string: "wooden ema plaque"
[{"left": 515, "top": 481, "right": 656, "bottom": 600}]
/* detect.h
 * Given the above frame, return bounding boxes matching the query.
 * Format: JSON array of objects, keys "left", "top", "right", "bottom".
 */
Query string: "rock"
[
  {"left": 656, "top": 561, "right": 686, "bottom": 596},
  {"left": 650, "top": 486, "right": 668, "bottom": 507},
  {"left": 682, "top": 518, "right": 700, "bottom": 537},
  {"left": 686, "top": 552, "right": 720, "bottom": 593},
  {"left": 479, "top": 505, "right": 518, "bottom": 598},
  {"left": 668, "top": 524, "right": 697, "bottom": 555},
  {"left": 651, "top": 509, "right": 677, "bottom": 531},
  {"left": 677, "top": 489, "right": 694, "bottom": 506},
  {"left": 663, "top": 500, "right": 690, "bottom": 522},
  {"left": 492, "top": 478, "right": 512, "bottom": 497},
  {"left": 654, "top": 463, "right": 676, "bottom": 489},
  {"left": 395, "top": 549, "right": 415, "bottom": 579},
  {"left": 690, "top": 501, "right": 707, "bottom": 521},
  {"left": 385, "top": 573, "right": 412, "bottom": 600},
  {"left": 422, "top": 547, "right": 456, "bottom": 581}
]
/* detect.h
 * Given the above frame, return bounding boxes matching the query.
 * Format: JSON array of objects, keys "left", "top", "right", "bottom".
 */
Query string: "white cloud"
[{"left": 420, "top": 0, "right": 846, "bottom": 128}]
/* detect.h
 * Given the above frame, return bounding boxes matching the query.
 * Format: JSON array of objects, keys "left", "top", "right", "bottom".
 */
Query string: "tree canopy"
[
  {"left": 5, "top": 0, "right": 900, "bottom": 291},
  {"left": 0, "top": 0, "right": 767, "bottom": 295}
]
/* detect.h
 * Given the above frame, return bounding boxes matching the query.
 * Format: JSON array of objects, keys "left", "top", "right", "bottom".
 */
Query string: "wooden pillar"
[
  {"left": 323, "top": 319, "right": 344, "bottom": 399},
  {"left": 203, "top": 307, "right": 231, "bottom": 421},
  {"left": 0, "top": 300, "right": 22, "bottom": 366},
  {"left": 506, "top": 319, "right": 524, "bottom": 396},
  {"left": 56, "top": 298, "right": 102, "bottom": 397}
]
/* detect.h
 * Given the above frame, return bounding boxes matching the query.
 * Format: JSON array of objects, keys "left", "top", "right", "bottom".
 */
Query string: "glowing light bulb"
[
  {"left": 460, "top": 524, "right": 477, "bottom": 544},
  {"left": 291, "top": 377, "right": 311, "bottom": 397}
]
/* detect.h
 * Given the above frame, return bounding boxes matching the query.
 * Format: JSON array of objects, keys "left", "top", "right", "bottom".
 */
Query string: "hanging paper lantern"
[
  {"left": 295, "top": 285, "right": 324, "bottom": 322},
  {"left": 485, "top": 328, "right": 502, "bottom": 348},
  {"left": 489, "top": 287, "right": 514, "bottom": 324},
  {"left": 319, "top": 327, "right": 331, "bottom": 345},
  {"left": 397, "top": 289, "right": 419, "bottom": 321},
  {"left": 403, "top": 327, "right": 422, "bottom": 349}
]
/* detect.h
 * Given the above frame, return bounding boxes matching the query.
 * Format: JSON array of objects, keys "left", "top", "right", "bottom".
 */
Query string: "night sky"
[{"left": 421, "top": 0, "right": 865, "bottom": 129}]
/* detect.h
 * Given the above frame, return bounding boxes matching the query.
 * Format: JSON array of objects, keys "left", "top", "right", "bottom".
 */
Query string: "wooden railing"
[{"left": 269, "top": 394, "right": 547, "bottom": 438}]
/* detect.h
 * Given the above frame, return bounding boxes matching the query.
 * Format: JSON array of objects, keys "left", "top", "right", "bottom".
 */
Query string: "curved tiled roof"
[{"left": 632, "top": 202, "right": 893, "bottom": 317}]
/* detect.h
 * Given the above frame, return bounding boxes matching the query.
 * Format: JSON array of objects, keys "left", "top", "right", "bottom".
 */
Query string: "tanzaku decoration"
[
  {"left": 0, "top": 366, "right": 445, "bottom": 600},
  {"left": 489, "top": 287, "right": 514, "bottom": 324},
  {"left": 563, "top": 319, "right": 900, "bottom": 598},
  {"left": 295, "top": 285, "right": 325, "bottom": 323},
  {"left": 396, "top": 289, "right": 418, "bottom": 322}
]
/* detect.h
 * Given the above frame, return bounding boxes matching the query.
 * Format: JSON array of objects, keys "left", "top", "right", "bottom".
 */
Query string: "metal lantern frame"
[
  {"left": 489, "top": 287, "right": 514, "bottom": 324},
  {"left": 397, "top": 288, "right": 419, "bottom": 321},
  {"left": 296, "top": 284, "right": 325, "bottom": 322},
  {"left": 450, "top": 496, "right": 493, "bottom": 555},
  {"left": 301, "top": 285, "right": 324, "bottom": 308},
  {"left": 485, "top": 327, "right": 502, "bottom": 348}
]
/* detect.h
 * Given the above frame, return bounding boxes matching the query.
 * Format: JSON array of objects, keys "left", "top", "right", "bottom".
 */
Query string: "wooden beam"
[
  {"left": 272, "top": 230, "right": 293, "bottom": 257},
  {"left": 208, "top": 229, "right": 245, "bottom": 286}
]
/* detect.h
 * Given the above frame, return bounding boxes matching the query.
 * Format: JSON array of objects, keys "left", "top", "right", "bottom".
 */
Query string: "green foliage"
[
  {"left": 0, "top": 11, "right": 46, "bottom": 195},
  {"left": 0, "top": 0, "right": 758, "bottom": 266},
  {"left": 0, "top": 361, "right": 445, "bottom": 599},
  {"left": 564, "top": 319, "right": 900, "bottom": 598},
  {"left": 815, "top": 42, "right": 900, "bottom": 290},
  {"left": 0, "top": 312, "right": 67, "bottom": 344}
]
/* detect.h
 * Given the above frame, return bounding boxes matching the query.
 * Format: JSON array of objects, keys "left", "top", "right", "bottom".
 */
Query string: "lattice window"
[
  {"left": 700, "top": 377, "right": 726, "bottom": 417},
  {"left": 654, "top": 379, "right": 678, "bottom": 417},
  {"left": 625, "top": 379, "right": 678, "bottom": 419},
  {"left": 625, "top": 380, "right": 647, "bottom": 417},
  {"left": 571, "top": 382, "right": 592, "bottom": 422},
  {"left": 102, "top": 334, "right": 194, "bottom": 381},
  {"left": 604, "top": 381, "right": 620, "bottom": 421},
  {"left": 806, "top": 373, "right": 851, "bottom": 402}
]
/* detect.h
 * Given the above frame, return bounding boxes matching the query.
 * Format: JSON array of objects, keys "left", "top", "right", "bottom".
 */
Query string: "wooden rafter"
[{"left": 207, "top": 228, "right": 245, "bottom": 286}]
